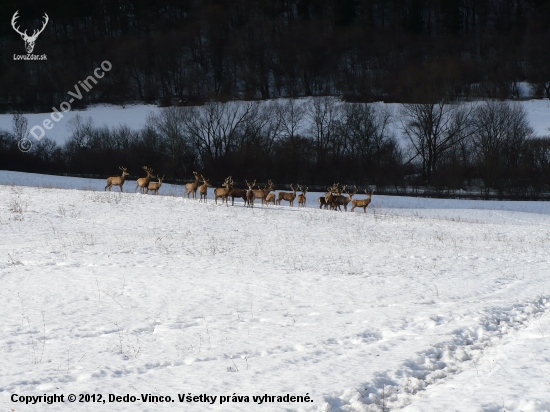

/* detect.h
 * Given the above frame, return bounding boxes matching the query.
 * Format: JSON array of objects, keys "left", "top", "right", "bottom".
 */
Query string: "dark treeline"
[
  {"left": 2, "top": 99, "right": 550, "bottom": 196},
  {"left": 2, "top": 0, "right": 550, "bottom": 111}
]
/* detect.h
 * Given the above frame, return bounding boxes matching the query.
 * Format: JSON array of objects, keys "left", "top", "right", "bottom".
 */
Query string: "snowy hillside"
[{"left": 1, "top": 173, "right": 549, "bottom": 411}]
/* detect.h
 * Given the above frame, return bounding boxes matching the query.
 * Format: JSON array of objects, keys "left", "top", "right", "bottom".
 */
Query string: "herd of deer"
[{"left": 104, "top": 167, "right": 374, "bottom": 212}]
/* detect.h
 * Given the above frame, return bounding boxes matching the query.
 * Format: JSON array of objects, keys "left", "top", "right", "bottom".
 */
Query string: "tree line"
[
  {"left": 2, "top": 0, "right": 550, "bottom": 111},
  {"left": 1, "top": 98, "right": 549, "bottom": 197}
]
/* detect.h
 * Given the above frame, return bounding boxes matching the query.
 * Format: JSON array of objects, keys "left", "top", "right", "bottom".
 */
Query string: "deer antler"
[{"left": 11, "top": 11, "right": 26, "bottom": 38}]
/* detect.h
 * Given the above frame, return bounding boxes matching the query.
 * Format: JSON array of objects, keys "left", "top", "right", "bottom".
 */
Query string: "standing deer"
[
  {"left": 214, "top": 176, "right": 233, "bottom": 205},
  {"left": 323, "top": 184, "right": 340, "bottom": 210},
  {"left": 148, "top": 174, "right": 165, "bottom": 195},
  {"left": 265, "top": 193, "right": 276, "bottom": 206},
  {"left": 253, "top": 180, "right": 274, "bottom": 205},
  {"left": 276, "top": 184, "right": 297, "bottom": 206},
  {"left": 297, "top": 186, "right": 308, "bottom": 207},
  {"left": 184, "top": 171, "right": 200, "bottom": 199},
  {"left": 135, "top": 166, "right": 154, "bottom": 193},
  {"left": 105, "top": 167, "right": 129, "bottom": 192},
  {"left": 245, "top": 180, "right": 256, "bottom": 207},
  {"left": 228, "top": 182, "right": 248, "bottom": 206},
  {"left": 351, "top": 189, "right": 374, "bottom": 213},
  {"left": 199, "top": 175, "right": 212, "bottom": 202},
  {"left": 333, "top": 185, "right": 357, "bottom": 212}
]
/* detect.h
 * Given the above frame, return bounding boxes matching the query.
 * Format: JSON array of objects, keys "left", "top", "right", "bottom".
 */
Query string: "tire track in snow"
[{"left": 326, "top": 295, "right": 550, "bottom": 411}]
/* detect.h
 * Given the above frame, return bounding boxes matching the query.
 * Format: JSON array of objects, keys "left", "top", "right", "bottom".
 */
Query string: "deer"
[
  {"left": 228, "top": 181, "right": 248, "bottom": 206},
  {"left": 148, "top": 174, "right": 165, "bottom": 195},
  {"left": 351, "top": 189, "right": 374, "bottom": 213},
  {"left": 323, "top": 183, "right": 340, "bottom": 210},
  {"left": 11, "top": 11, "right": 49, "bottom": 54},
  {"left": 265, "top": 193, "right": 276, "bottom": 206},
  {"left": 214, "top": 176, "right": 233, "bottom": 205},
  {"left": 297, "top": 186, "right": 308, "bottom": 207},
  {"left": 184, "top": 171, "right": 200, "bottom": 199},
  {"left": 199, "top": 175, "right": 212, "bottom": 202},
  {"left": 276, "top": 184, "right": 298, "bottom": 206},
  {"left": 333, "top": 185, "right": 357, "bottom": 212},
  {"left": 135, "top": 166, "right": 154, "bottom": 193},
  {"left": 252, "top": 180, "right": 274, "bottom": 205},
  {"left": 245, "top": 179, "right": 257, "bottom": 207},
  {"left": 105, "top": 167, "right": 129, "bottom": 192}
]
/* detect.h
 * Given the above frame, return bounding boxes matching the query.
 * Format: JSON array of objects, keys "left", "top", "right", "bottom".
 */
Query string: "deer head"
[
  {"left": 246, "top": 179, "right": 256, "bottom": 190},
  {"left": 119, "top": 166, "right": 129, "bottom": 177},
  {"left": 200, "top": 174, "right": 211, "bottom": 187},
  {"left": 12, "top": 11, "right": 49, "bottom": 54}
]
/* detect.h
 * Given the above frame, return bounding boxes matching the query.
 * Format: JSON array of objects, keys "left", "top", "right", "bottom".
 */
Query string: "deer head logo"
[{"left": 11, "top": 11, "right": 49, "bottom": 54}]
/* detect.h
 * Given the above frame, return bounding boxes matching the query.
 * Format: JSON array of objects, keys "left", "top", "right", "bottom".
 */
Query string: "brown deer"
[
  {"left": 297, "top": 186, "right": 308, "bottom": 207},
  {"left": 199, "top": 175, "right": 212, "bottom": 202},
  {"left": 265, "top": 193, "right": 276, "bottom": 206},
  {"left": 135, "top": 166, "right": 154, "bottom": 193},
  {"left": 253, "top": 180, "right": 274, "bottom": 205},
  {"left": 148, "top": 174, "right": 165, "bottom": 195},
  {"left": 214, "top": 176, "right": 232, "bottom": 205},
  {"left": 184, "top": 171, "right": 200, "bottom": 199},
  {"left": 245, "top": 179, "right": 257, "bottom": 207},
  {"left": 323, "top": 184, "right": 340, "bottom": 210},
  {"left": 276, "top": 184, "right": 298, "bottom": 206},
  {"left": 351, "top": 189, "right": 374, "bottom": 213},
  {"left": 228, "top": 182, "right": 248, "bottom": 206},
  {"left": 105, "top": 167, "right": 129, "bottom": 192},
  {"left": 333, "top": 185, "right": 357, "bottom": 212}
]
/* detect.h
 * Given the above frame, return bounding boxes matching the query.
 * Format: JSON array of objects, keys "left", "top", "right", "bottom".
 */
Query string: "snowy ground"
[
  {"left": 0, "top": 97, "right": 549, "bottom": 146},
  {"left": 1, "top": 172, "right": 550, "bottom": 411}
]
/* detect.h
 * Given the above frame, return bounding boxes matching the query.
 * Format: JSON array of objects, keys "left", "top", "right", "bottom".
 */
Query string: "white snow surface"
[
  {"left": 0, "top": 98, "right": 549, "bottom": 146},
  {"left": 1, "top": 171, "right": 550, "bottom": 411}
]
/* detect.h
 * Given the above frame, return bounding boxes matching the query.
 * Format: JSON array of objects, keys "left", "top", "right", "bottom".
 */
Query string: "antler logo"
[{"left": 11, "top": 11, "right": 49, "bottom": 54}]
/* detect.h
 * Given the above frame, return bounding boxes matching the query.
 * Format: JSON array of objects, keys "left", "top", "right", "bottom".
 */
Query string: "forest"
[{"left": 1, "top": 0, "right": 550, "bottom": 110}]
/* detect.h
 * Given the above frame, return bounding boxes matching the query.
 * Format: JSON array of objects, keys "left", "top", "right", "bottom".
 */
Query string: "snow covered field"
[
  {"left": 1, "top": 172, "right": 550, "bottom": 411},
  {"left": 0, "top": 98, "right": 549, "bottom": 146}
]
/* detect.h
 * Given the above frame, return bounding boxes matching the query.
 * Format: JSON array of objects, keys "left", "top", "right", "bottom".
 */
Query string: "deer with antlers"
[
  {"left": 252, "top": 180, "right": 274, "bottom": 205},
  {"left": 322, "top": 183, "right": 340, "bottom": 210},
  {"left": 214, "top": 176, "right": 233, "bottom": 205},
  {"left": 351, "top": 189, "right": 374, "bottom": 213},
  {"left": 105, "top": 167, "right": 129, "bottom": 192},
  {"left": 184, "top": 171, "right": 201, "bottom": 199},
  {"left": 276, "top": 184, "right": 298, "bottom": 206},
  {"left": 12, "top": 11, "right": 49, "bottom": 54},
  {"left": 228, "top": 182, "right": 248, "bottom": 206},
  {"left": 245, "top": 180, "right": 257, "bottom": 207},
  {"left": 148, "top": 174, "right": 165, "bottom": 195},
  {"left": 199, "top": 175, "right": 212, "bottom": 202},
  {"left": 333, "top": 185, "right": 357, "bottom": 212},
  {"left": 135, "top": 166, "right": 154, "bottom": 193},
  {"left": 297, "top": 186, "right": 308, "bottom": 207}
]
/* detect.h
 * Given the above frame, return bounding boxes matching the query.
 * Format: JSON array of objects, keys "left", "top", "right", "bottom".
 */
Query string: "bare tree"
[
  {"left": 472, "top": 101, "right": 533, "bottom": 192},
  {"left": 401, "top": 102, "right": 476, "bottom": 183},
  {"left": 183, "top": 102, "right": 255, "bottom": 169},
  {"left": 12, "top": 113, "right": 29, "bottom": 142},
  {"left": 307, "top": 96, "right": 341, "bottom": 167},
  {"left": 146, "top": 107, "right": 190, "bottom": 179}
]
